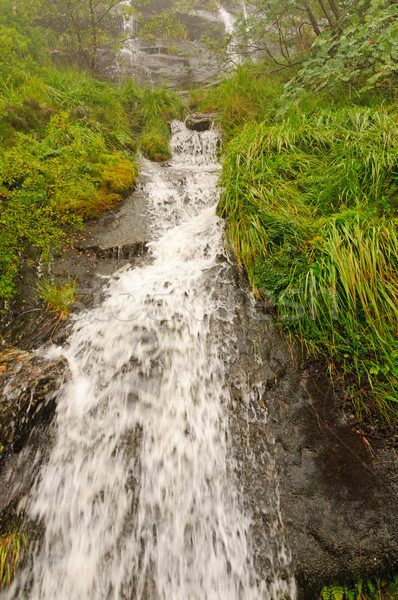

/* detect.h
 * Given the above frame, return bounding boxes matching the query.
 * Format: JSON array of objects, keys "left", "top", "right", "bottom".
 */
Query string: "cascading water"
[
  {"left": 119, "top": 0, "right": 154, "bottom": 86},
  {"left": 218, "top": 6, "right": 239, "bottom": 63},
  {"left": 120, "top": 0, "right": 136, "bottom": 65},
  {"left": 219, "top": 6, "right": 236, "bottom": 36},
  {"left": 6, "top": 122, "right": 296, "bottom": 600}
]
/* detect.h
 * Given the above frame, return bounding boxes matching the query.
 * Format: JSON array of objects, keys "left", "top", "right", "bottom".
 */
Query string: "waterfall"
[
  {"left": 219, "top": 6, "right": 236, "bottom": 36},
  {"left": 218, "top": 6, "right": 240, "bottom": 63},
  {"left": 119, "top": 0, "right": 154, "bottom": 86},
  {"left": 6, "top": 122, "right": 296, "bottom": 600},
  {"left": 120, "top": 0, "right": 136, "bottom": 65}
]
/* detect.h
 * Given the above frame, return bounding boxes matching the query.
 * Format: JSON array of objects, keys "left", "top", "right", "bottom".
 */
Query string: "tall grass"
[
  {"left": 219, "top": 93, "right": 398, "bottom": 423},
  {"left": 190, "top": 62, "right": 292, "bottom": 140}
]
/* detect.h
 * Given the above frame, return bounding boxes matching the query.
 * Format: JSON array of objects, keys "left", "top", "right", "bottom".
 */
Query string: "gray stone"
[{"left": 185, "top": 113, "right": 218, "bottom": 132}]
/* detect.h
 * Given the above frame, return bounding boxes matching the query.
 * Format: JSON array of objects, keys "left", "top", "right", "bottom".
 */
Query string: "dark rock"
[
  {"left": 0, "top": 422, "right": 56, "bottom": 531},
  {"left": 2, "top": 311, "right": 71, "bottom": 351},
  {"left": 0, "top": 347, "right": 69, "bottom": 454},
  {"left": 185, "top": 113, "right": 218, "bottom": 132},
  {"left": 227, "top": 295, "right": 398, "bottom": 597},
  {"left": 73, "top": 241, "right": 148, "bottom": 260}
]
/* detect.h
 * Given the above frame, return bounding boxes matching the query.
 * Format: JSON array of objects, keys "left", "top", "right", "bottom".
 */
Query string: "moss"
[
  {"left": 60, "top": 155, "right": 137, "bottom": 220},
  {"left": 100, "top": 155, "right": 137, "bottom": 194},
  {"left": 140, "top": 132, "right": 171, "bottom": 162}
]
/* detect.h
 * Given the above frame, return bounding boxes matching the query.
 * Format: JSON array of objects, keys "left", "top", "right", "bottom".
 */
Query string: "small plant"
[
  {"left": 0, "top": 527, "right": 28, "bottom": 589},
  {"left": 322, "top": 585, "right": 355, "bottom": 600},
  {"left": 321, "top": 575, "right": 398, "bottom": 600},
  {"left": 37, "top": 276, "right": 77, "bottom": 317}
]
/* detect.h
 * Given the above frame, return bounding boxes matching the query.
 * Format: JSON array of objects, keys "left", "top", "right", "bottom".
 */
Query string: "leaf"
[{"left": 345, "top": 588, "right": 356, "bottom": 600}]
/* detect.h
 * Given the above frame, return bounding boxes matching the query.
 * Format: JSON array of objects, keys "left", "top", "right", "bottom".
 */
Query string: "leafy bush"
[
  {"left": 0, "top": 110, "right": 137, "bottom": 301},
  {"left": 284, "top": 0, "right": 398, "bottom": 100}
]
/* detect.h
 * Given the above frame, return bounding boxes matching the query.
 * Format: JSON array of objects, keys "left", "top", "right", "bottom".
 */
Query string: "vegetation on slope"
[
  {"left": 192, "top": 58, "right": 398, "bottom": 424},
  {"left": 0, "top": 0, "right": 184, "bottom": 304}
]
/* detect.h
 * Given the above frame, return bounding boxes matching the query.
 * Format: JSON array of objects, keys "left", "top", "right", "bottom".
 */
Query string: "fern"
[
  {"left": 331, "top": 586, "right": 345, "bottom": 600},
  {"left": 321, "top": 585, "right": 356, "bottom": 600}
]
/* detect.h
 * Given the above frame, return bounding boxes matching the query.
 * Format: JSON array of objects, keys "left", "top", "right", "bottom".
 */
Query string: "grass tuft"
[
  {"left": 0, "top": 527, "right": 28, "bottom": 589},
  {"left": 37, "top": 277, "right": 77, "bottom": 317}
]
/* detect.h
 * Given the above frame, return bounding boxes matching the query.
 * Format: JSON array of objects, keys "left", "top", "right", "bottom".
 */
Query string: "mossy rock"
[
  {"left": 67, "top": 155, "right": 137, "bottom": 219},
  {"left": 140, "top": 132, "right": 171, "bottom": 162}
]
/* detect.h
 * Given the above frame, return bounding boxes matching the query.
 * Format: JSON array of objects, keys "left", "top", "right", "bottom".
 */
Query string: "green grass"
[
  {"left": 210, "top": 64, "right": 398, "bottom": 424},
  {"left": 189, "top": 63, "right": 293, "bottom": 141},
  {"left": 0, "top": 527, "right": 28, "bottom": 589},
  {"left": 122, "top": 82, "right": 185, "bottom": 159},
  {"left": 0, "top": 9, "right": 186, "bottom": 305},
  {"left": 37, "top": 277, "right": 77, "bottom": 317}
]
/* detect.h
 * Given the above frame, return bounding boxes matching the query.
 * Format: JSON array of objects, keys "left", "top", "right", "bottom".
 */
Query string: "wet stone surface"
[
  {"left": 185, "top": 113, "right": 219, "bottom": 132},
  {"left": 226, "top": 290, "right": 398, "bottom": 598},
  {"left": 0, "top": 347, "right": 69, "bottom": 453}
]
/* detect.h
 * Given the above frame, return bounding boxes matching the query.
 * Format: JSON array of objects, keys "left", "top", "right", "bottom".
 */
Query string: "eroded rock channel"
[{"left": 0, "top": 119, "right": 397, "bottom": 600}]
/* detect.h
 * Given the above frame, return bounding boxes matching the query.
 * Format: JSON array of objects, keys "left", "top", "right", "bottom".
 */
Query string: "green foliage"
[
  {"left": 140, "top": 132, "right": 171, "bottom": 162},
  {"left": 190, "top": 63, "right": 290, "bottom": 140},
  {"left": 138, "top": 10, "right": 188, "bottom": 41},
  {"left": 0, "top": 6, "right": 185, "bottom": 304},
  {"left": 37, "top": 276, "right": 77, "bottom": 316},
  {"left": 121, "top": 83, "right": 185, "bottom": 160},
  {"left": 321, "top": 574, "right": 398, "bottom": 600},
  {"left": 219, "top": 88, "right": 398, "bottom": 422},
  {"left": 0, "top": 527, "right": 28, "bottom": 589},
  {"left": 285, "top": 0, "right": 398, "bottom": 100},
  {"left": 322, "top": 585, "right": 349, "bottom": 600}
]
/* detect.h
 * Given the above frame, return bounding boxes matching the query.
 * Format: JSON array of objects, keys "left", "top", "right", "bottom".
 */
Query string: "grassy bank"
[
  {"left": 0, "top": 9, "right": 185, "bottom": 305},
  {"left": 192, "top": 65, "right": 398, "bottom": 424}
]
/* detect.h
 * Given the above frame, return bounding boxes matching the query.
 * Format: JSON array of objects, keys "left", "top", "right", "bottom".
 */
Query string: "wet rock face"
[
  {"left": 0, "top": 347, "right": 69, "bottom": 453},
  {"left": 226, "top": 288, "right": 398, "bottom": 598},
  {"left": 185, "top": 113, "right": 218, "bottom": 132}
]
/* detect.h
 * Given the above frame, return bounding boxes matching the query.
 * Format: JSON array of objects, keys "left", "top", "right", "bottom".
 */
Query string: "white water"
[
  {"left": 7, "top": 123, "right": 295, "bottom": 600},
  {"left": 119, "top": 0, "right": 154, "bottom": 87},
  {"left": 218, "top": 6, "right": 239, "bottom": 63}
]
